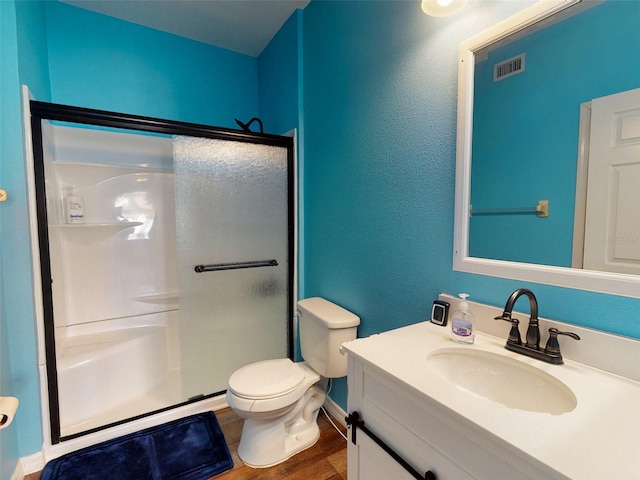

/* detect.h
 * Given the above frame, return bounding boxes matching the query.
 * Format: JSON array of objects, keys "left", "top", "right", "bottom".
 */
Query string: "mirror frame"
[{"left": 453, "top": 0, "right": 640, "bottom": 299}]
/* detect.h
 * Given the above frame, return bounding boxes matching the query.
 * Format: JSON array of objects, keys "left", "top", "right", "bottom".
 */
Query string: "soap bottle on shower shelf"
[
  {"left": 64, "top": 187, "right": 85, "bottom": 224},
  {"left": 451, "top": 293, "right": 475, "bottom": 344}
]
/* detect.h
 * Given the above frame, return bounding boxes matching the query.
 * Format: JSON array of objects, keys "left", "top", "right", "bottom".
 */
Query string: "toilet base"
[{"left": 237, "top": 385, "right": 326, "bottom": 468}]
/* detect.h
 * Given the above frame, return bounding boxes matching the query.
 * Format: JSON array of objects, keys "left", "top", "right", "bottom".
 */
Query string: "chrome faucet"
[{"left": 494, "top": 288, "right": 580, "bottom": 364}]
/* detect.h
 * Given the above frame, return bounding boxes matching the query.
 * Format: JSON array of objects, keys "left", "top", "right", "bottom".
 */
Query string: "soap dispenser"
[{"left": 451, "top": 293, "right": 475, "bottom": 344}]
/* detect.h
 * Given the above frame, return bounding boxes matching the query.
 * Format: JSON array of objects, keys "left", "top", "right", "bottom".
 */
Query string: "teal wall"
[
  {"left": 470, "top": 1, "right": 640, "bottom": 266},
  {"left": 3, "top": 0, "right": 640, "bottom": 473},
  {"left": 258, "top": 10, "right": 301, "bottom": 135},
  {"left": 1, "top": 0, "right": 51, "bottom": 474},
  {"left": 0, "top": 4, "right": 24, "bottom": 475},
  {"left": 300, "top": 0, "right": 543, "bottom": 408},
  {"left": 45, "top": 2, "right": 259, "bottom": 128},
  {"left": 15, "top": 0, "right": 52, "bottom": 102},
  {"left": 452, "top": 274, "right": 640, "bottom": 340}
]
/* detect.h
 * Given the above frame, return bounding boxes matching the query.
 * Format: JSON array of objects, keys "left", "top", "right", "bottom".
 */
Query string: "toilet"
[{"left": 226, "top": 297, "right": 360, "bottom": 468}]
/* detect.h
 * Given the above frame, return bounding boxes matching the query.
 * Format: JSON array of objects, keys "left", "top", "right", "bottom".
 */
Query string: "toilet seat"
[
  {"left": 226, "top": 359, "right": 320, "bottom": 414},
  {"left": 228, "top": 358, "right": 306, "bottom": 399}
]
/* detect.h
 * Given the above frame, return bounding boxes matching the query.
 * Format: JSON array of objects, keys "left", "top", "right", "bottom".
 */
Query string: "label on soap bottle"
[
  {"left": 452, "top": 318, "right": 473, "bottom": 337},
  {"left": 65, "top": 193, "right": 85, "bottom": 224},
  {"left": 451, "top": 314, "right": 474, "bottom": 344}
]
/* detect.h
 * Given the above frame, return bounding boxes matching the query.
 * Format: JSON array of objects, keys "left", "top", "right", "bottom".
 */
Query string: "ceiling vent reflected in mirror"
[{"left": 494, "top": 54, "right": 525, "bottom": 82}]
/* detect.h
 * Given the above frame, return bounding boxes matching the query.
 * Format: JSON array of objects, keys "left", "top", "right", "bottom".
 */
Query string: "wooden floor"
[
  {"left": 214, "top": 407, "right": 347, "bottom": 480},
  {"left": 25, "top": 407, "right": 348, "bottom": 480}
]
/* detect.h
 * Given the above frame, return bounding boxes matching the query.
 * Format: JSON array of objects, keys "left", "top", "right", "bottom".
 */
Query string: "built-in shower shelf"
[
  {"left": 57, "top": 221, "right": 143, "bottom": 229},
  {"left": 132, "top": 292, "right": 180, "bottom": 305},
  {"left": 56, "top": 222, "right": 143, "bottom": 241}
]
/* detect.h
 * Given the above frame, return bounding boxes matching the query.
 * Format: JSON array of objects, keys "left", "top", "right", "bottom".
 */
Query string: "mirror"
[{"left": 454, "top": 0, "right": 640, "bottom": 299}]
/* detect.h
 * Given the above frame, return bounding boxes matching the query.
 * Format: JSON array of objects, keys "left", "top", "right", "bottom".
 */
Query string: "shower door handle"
[{"left": 194, "top": 259, "right": 278, "bottom": 273}]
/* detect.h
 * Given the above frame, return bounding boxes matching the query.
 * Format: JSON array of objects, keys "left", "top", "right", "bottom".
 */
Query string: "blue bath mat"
[{"left": 40, "top": 412, "right": 233, "bottom": 480}]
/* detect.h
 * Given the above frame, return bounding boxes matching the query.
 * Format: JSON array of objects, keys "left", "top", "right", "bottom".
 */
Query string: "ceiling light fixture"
[{"left": 421, "top": 0, "right": 467, "bottom": 17}]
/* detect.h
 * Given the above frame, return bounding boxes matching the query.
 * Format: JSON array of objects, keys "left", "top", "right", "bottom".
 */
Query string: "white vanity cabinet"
[
  {"left": 343, "top": 310, "right": 640, "bottom": 480},
  {"left": 345, "top": 350, "right": 565, "bottom": 480}
]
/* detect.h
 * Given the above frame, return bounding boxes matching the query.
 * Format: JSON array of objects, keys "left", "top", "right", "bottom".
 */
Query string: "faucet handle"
[
  {"left": 544, "top": 328, "right": 580, "bottom": 355},
  {"left": 494, "top": 315, "right": 522, "bottom": 345}
]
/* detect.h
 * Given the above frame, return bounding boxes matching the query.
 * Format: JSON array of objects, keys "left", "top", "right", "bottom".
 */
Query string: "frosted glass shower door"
[{"left": 174, "top": 137, "right": 291, "bottom": 399}]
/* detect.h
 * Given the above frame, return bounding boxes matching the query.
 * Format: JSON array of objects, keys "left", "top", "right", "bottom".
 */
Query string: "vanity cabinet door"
[
  {"left": 354, "top": 434, "right": 417, "bottom": 480},
  {"left": 350, "top": 410, "right": 477, "bottom": 480},
  {"left": 348, "top": 359, "right": 476, "bottom": 480}
]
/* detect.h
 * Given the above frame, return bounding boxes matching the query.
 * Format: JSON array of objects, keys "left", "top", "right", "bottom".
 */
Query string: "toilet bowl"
[
  {"left": 226, "top": 359, "right": 325, "bottom": 467},
  {"left": 226, "top": 297, "right": 360, "bottom": 468}
]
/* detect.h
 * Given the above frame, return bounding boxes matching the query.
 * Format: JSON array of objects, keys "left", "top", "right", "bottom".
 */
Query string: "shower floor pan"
[{"left": 56, "top": 324, "right": 181, "bottom": 437}]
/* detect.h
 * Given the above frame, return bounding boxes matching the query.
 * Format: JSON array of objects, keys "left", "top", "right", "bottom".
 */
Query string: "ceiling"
[{"left": 61, "top": 0, "right": 310, "bottom": 57}]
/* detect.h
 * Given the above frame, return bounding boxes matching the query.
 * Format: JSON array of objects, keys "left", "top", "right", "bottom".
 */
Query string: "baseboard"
[
  {"left": 11, "top": 451, "right": 45, "bottom": 480},
  {"left": 10, "top": 460, "right": 23, "bottom": 480},
  {"left": 323, "top": 395, "right": 347, "bottom": 428}
]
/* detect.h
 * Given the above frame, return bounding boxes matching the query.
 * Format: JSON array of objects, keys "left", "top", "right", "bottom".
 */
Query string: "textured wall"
[
  {"left": 300, "top": 0, "right": 520, "bottom": 409},
  {"left": 258, "top": 10, "right": 301, "bottom": 135},
  {"left": 300, "top": 0, "right": 640, "bottom": 412},
  {"left": 45, "top": 2, "right": 259, "bottom": 128}
]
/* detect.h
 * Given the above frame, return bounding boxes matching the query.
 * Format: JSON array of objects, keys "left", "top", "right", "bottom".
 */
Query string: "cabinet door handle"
[{"left": 346, "top": 411, "right": 437, "bottom": 480}]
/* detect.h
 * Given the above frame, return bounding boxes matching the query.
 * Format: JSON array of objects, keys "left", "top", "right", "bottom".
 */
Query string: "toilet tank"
[{"left": 298, "top": 297, "right": 360, "bottom": 378}]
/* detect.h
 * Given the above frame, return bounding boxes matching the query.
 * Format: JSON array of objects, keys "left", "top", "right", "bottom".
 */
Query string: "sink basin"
[{"left": 427, "top": 348, "right": 577, "bottom": 415}]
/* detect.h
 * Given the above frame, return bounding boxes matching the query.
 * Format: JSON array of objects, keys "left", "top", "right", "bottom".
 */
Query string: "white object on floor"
[{"left": 226, "top": 297, "right": 359, "bottom": 467}]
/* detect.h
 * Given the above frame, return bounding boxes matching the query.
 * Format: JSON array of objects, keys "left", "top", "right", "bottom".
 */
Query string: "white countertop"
[{"left": 342, "top": 321, "right": 640, "bottom": 480}]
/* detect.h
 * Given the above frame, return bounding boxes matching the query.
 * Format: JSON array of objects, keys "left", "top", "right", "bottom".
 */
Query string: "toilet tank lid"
[{"left": 298, "top": 297, "right": 360, "bottom": 328}]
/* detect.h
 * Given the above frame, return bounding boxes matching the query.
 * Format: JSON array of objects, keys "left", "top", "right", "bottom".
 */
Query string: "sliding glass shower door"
[
  {"left": 174, "top": 137, "right": 291, "bottom": 399},
  {"left": 30, "top": 101, "right": 294, "bottom": 443}
]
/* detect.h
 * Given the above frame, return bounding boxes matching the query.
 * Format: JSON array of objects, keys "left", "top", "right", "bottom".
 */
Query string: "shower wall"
[
  {"left": 42, "top": 123, "right": 182, "bottom": 437},
  {"left": 46, "top": 125, "right": 178, "bottom": 327}
]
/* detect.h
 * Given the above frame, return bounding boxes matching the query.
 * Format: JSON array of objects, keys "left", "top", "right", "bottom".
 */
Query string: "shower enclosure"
[{"left": 29, "top": 102, "right": 294, "bottom": 444}]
